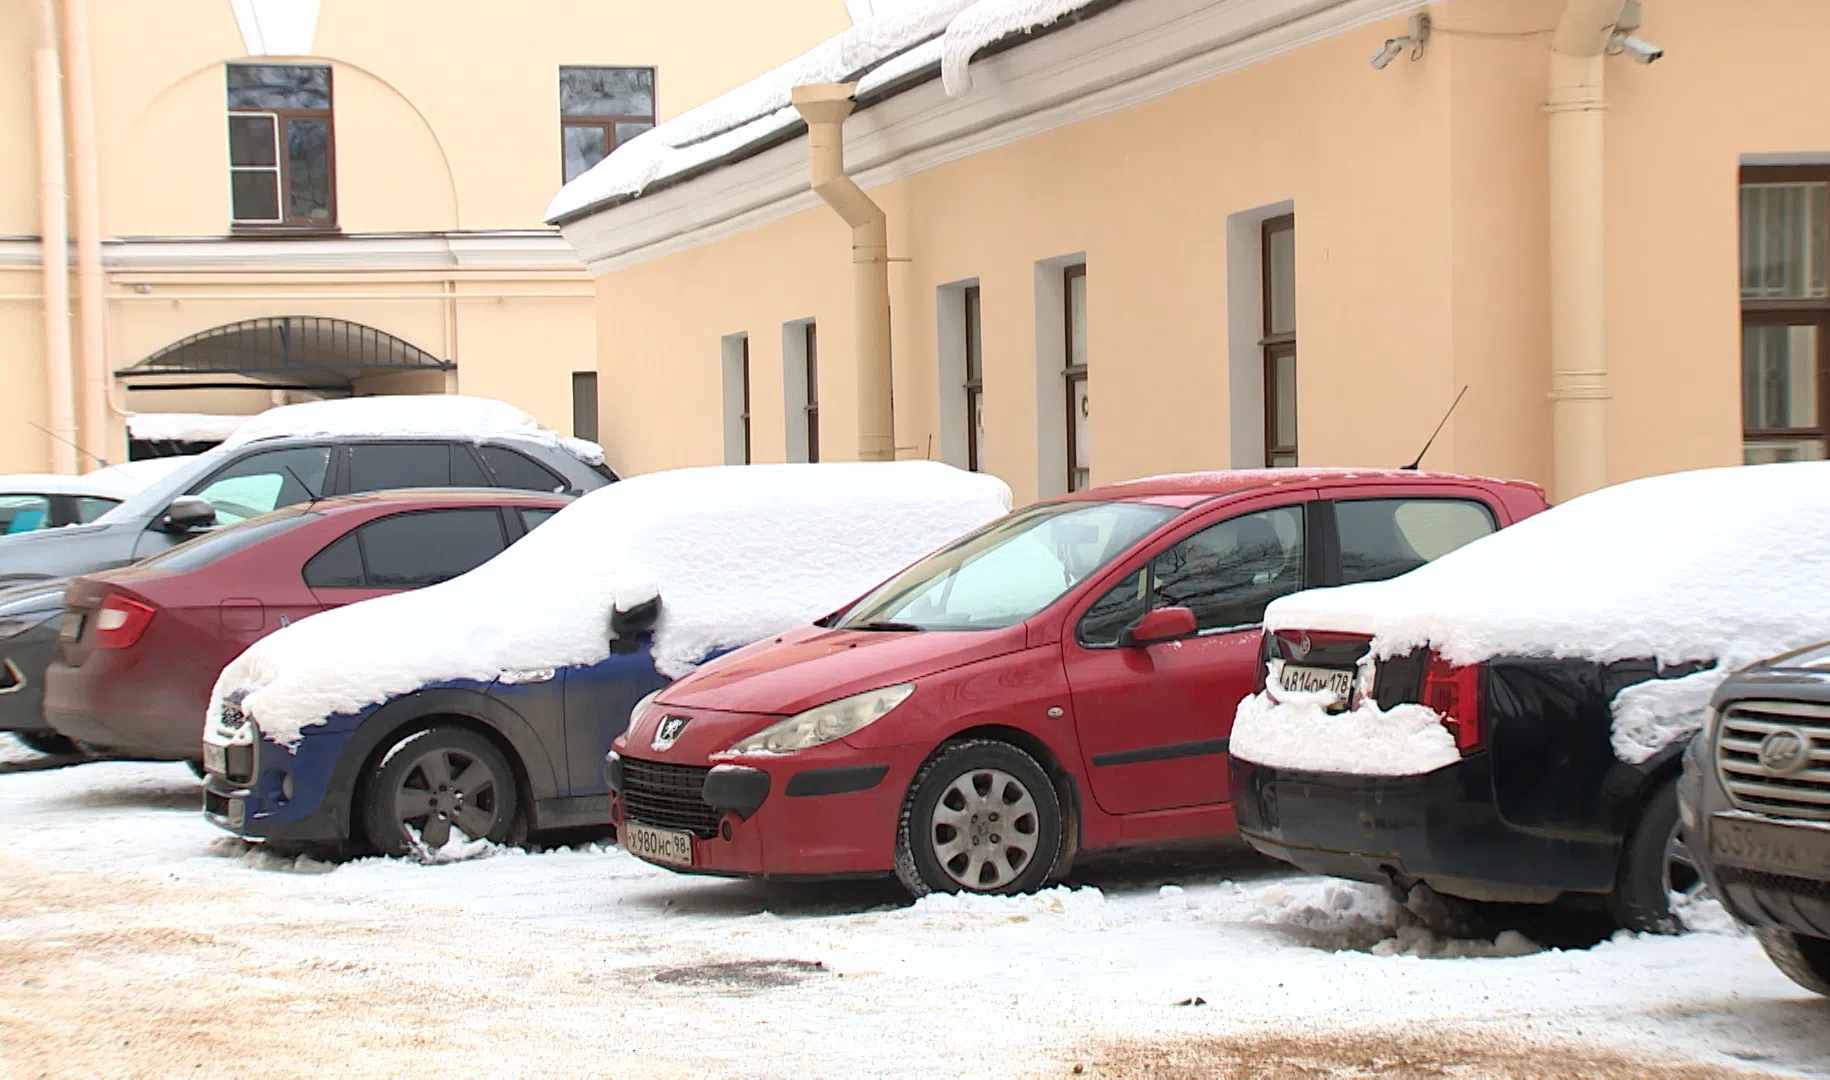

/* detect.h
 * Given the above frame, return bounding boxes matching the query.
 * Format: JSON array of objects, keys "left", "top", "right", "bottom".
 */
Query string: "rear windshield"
[{"left": 136, "top": 509, "right": 320, "bottom": 573}]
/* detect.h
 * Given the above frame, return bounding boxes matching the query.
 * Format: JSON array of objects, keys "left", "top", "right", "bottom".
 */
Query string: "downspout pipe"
[
  {"left": 32, "top": 0, "right": 77, "bottom": 475},
  {"left": 791, "top": 83, "right": 894, "bottom": 463},
  {"left": 60, "top": 0, "right": 115, "bottom": 468},
  {"left": 1546, "top": 0, "right": 1626, "bottom": 500}
]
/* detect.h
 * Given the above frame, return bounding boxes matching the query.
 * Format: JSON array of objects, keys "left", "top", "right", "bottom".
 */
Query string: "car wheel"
[
  {"left": 1608, "top": 780, "right": 1698, "bottom": 933},
  {"left": 184, "top": 759, "right": 205, "bottom": 779},
  {"left": 1757, "top": 929, "right": 1830, "bottom": 996},
  {"left": 15, "top": 731, "right": 82, "bottom": 757},
  {"left": 359, "top": 726, "right": 520, "bottom": 858},
  {"left": 894, "top": 739, "right": 1061, "bottom": 898}
]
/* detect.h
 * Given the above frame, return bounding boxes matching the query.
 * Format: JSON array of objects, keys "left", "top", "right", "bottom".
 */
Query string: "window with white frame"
[
  {"left": 1064, "top": 264, "right": 1089, "bottom": 491},
  {"left": 1741, "top": 167, "right": 1830, "bottom": 464},
  {"left": 227, "top": 64, "right": 334, "bottom": 228}
]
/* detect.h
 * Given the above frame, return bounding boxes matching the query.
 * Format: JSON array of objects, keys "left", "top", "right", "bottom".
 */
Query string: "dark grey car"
[
  {"left": 0, "top": 433, "right": 616, "bottom": 591},
  {"left": 0, "top": 579, "right": 73, "bottom": 753}
]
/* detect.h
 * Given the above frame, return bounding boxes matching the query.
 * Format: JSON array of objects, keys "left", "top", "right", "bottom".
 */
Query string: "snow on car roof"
[
  {"left": 210, "top": 461, "right": 1013, "bottom": 748},
  {"left": 221, "top": 395, "right": 606, "bottom": 467},
  {"left": 0, "top": 472, "right": 138, "bottom": 499},
  {"left": 125, "top": 412, "right": 251, "bottom": 443},
  {"left": 85, "top": 455, "right": 200, "bottom": 492}
]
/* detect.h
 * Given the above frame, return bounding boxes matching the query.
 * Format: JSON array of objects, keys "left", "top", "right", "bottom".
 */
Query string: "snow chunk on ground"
[
  {"left": 126, "top": 412, "right": 251, "bottom": 443},
  {"left": 211, "top": 462, "right": 1011, "bottom": 748},
  {"left": 220, "top": 394, "right": 605, "bottom": 466},
  {"left": 1265, "top": 462, "right": 1830, "bottom": 762},
  {"left": 1250, "top": 880, "right": 1542, "bottom": 959},
  {"left": 1230, "top": 661, "right": 1459, "bottom": 775}
]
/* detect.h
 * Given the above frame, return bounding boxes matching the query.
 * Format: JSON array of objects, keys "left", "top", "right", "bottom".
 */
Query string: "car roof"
[
  {"left": 0, "top": 473, "right": 134, "bottom": 499},
  {"left": 1056, "top": 468, "right": 1544, "bottom": 506},
  {"left": 304, "top": 488, "right": 577, "bottom": 514}
]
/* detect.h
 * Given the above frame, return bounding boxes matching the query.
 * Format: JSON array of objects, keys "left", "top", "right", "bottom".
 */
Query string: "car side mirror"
[
  {"left": 1121, "top": 606, "right": 1197, "bottom": 647},
  {"left": 158, "top": 496, "right": 217, "bottom": 534},
  {"left": 609, "top": 594, "right": 661, "bottom": 654}
]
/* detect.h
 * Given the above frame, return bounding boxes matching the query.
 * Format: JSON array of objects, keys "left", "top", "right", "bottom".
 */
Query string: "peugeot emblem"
[
  {"left": 1293, "top": 633, "right": 1312, "bottom": 659},
  {"left": 1759, "top": 729, "right": 1810, "bottom": 776},
  {"left": 652, "top": 715, "right": 690, "bottom": 752}
]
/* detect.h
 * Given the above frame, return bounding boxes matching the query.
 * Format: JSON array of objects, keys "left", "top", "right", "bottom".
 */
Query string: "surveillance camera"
[
  {"left": 1369, "top": 38, "right": 1404, "bottom": 70},
  {"left": 1610, "top": 31, "right": 1663, "bottom": 64}
]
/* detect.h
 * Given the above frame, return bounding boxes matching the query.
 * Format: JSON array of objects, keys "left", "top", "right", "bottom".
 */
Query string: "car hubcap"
[
  {"left": 929, "top": 768, "right": 1041, "bottom": 891},
  {"left": 392, "top": 747, "right": 500, "bottom": 849}
]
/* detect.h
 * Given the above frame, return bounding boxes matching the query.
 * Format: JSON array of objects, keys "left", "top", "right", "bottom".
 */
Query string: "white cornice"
[
  {"left": 93, "top": 231, "right": 581, "bottom": 273},
  {"left": 559, "top": 0, "right": 1426, "bottom": 275}
]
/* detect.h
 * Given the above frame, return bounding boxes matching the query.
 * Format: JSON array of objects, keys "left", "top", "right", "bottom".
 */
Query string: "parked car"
[
  {"left": 0, "top": 471, "right": 142, "bottom": 534},
  {"left": 0, "top": 579, "right": 81, "bottom": 755},
  {"left": 42, "top": 489, "right": 573, "bottom": 766},
  {"left": 0, "top": 395, "right": 615, "bottom": 589},
  {"left": 1681, "top": 641, "right": 1830, "bottom": 994},
  {"left": 1230, "top": 462, "right": 1830, "bottom": 932},
  {"left": 607, "top": 468, "right": 1546, "bottom": 895},
  {"left": 201, "top": 462, "right": 1012, "bottom": 858}
]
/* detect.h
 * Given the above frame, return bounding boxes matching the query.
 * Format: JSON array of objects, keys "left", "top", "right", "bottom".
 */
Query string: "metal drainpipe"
[
  {"left": 1546, "top": 0, "right": 1626, "bottom": 501},
  {"left": 32, "top": 0, "right": 77, "bottom": 474},
  {"left": 60, "top": 0, "right": 116, "bottom": 468},
  {"left": 791, "top": 83, "right": 894, "bottom": 463}
]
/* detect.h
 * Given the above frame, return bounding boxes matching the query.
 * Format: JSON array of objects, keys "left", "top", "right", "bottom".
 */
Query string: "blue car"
[{"left": 201, "top": 462, "right": 1014, "bottom": 857}]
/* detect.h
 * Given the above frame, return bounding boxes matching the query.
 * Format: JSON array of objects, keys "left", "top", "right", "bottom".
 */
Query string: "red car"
[
  {"left": 43, "top": 488, "right": 570, "bottom": 763},
  {"left": 609, "top": 469, "right": 1548, "bottom": 894}
]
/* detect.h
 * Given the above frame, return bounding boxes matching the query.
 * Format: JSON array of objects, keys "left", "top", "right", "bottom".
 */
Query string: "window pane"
[
  {"left": 302, "top": 531, "right": 365, "bottom": 588},
  {"left": 286, "top": 119, "right": 333, "bottom": 222},
  {"left": 967, "top": 388, "right": 984, "bottom": 473},
  {"left": 1273, "top": 350, "right": 1298, "bottom": 448},
  {"left": 228, "top": 114, "right": 276, "bottom": 167},
  {"left": 1070, "top": 375, "right": 1090, "bottom": 490},
  {"left": 1745, "top": 439, "right": 1828, "bottom": 465},
  {"left": 348, "top": 443, "right": 452, "bottom": 492},
  {"left": 0, "top": 495, "right": 52, "bottom": 534},
  {"left": 614, "top": 121, "right": 653, "bottom": 148},
  {"left": 964, "top": 286, "right": 982, "bottom": 381},
  {"left": 563, "top": 124, "right": 607, "bottom": 183},
  {"left": 231, "top": 170, "right": 281, "bottom": 222},
  {"left": 227, "top": 65, "right": 330, "bottom": 110},
  {"left": 1076, "top": 567, "right": 1148, "bottom": 647},
  {"left": 1743, "top": 324, "right": 1819, "bottom": 430},
  {"left": 1151, "top": 505, "right": 1304, "bottom": 631},
  {"left": 805, "top": 324, "right": 818, "bottom": 406},
  {"left": 520, "top": 507, "right": 559, "bottom": 533},
  {"left": 1067, "top": 269, "right": 1087, "bottom": 369},
  {"left": 357, "top": 509, "right": 507, "bottom": 589},
  {"left": 74, "top": 496, "right": 119, "bottom": 523},
  {"left": 560, "top": 66, "right": 654, "bottom": 117},
  {"left": 1336, "top": 498, "right": 1496, "bottom": 586},
  {"left": 480, "top": 446, "right": 567, "bottom": 493},
  {"left": 452, "top": 446, "right": 490, "bottom": 487},
  {"left": 1741, "top": 182, "right": 1830, "bottom": 300},
  {"left": 1266, "top": 222, "right": 1296, "bottom": 334},
  {"left": 192, "top": 446, "right": 330, "bottom": 524}
]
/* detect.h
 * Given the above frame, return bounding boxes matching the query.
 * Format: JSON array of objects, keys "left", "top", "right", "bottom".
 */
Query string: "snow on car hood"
[
  {"left": 210, "top": 462, "right": 1011, "bottom": 748},
  {"left": 1240, "top": 462, "right": 1830, "bottom": 769},
  {"left": 220, "top": 394, "right": 606, "bottom": 466}
]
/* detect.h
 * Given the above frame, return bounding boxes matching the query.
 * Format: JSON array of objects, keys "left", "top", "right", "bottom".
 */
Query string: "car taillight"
[
  {"left": 93, "top": 595, "right": 155, "bottom": 649},
  {"left": 1423, "top": 652, "right": 1485, "bottom": 753},
  {"left": 1253, "top": 631, "right": 1271, "bottom": 695}
]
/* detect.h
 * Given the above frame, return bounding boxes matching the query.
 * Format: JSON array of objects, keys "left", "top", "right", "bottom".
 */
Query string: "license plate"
[
  {"left": 623, "top": 821, "right": 694, "bottom": 868},
  {"left": 202, "top": 743, "right": 226, "bottom": 776},
  {"left": 1279, "top": 663, "right": 1353, "bottom": 700},
  {"left": 1709, "top": 813, "right": 1830, "bottom": 876},
  {"left": 59, "top": 611, "right": 83, "bottom": 642}
]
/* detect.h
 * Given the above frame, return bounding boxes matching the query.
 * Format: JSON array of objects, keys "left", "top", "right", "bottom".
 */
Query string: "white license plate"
[
  {"left": 1279, "top": 663, "right": 1353, "bottom": 699},
  {"left": 202, "top": 743, "right": 226, "bottom": 776},
  {"left": 623, "top": 821, "right": 694, "bottom": 868}
]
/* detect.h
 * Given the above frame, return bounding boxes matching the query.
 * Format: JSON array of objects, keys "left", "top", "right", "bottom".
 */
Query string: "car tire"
[
  {"left": 15, "top": 731, "right": 82, "bottom": 757},
  {"left": 894, "top": 739, "right": 1062, "bottom": 898},
  {"left": 359, "top": 726, "right": 521, "bottom": 858},
  {"left": 1608, "top": 779, "right": 1698, "bottom": 933},
  {"left": 1757, "top": 929, "right": 1830, "bottom": 996}
]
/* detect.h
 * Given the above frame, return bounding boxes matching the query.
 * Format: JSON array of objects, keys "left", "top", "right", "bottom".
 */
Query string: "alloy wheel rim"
[
  {"left": 929, "top": 768, "right": 1041, "bottom": 891},
  {"left": 392, "top": 747, "right": 500, "bottom": 849}
]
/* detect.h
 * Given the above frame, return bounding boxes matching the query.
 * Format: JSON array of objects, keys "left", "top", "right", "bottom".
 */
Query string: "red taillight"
[
  {"left": 93, "top": 595, "right": 155, "bottom": 649},
  {"left": 1423, "top": 652, "right": 1485, "bottom": 753}
]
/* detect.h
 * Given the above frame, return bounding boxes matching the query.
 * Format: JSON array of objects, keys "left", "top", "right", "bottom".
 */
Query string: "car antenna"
[
  {"left": 1402, "top": 385, "right": 1469, "bottom": 471},
  {"left": 283, "top": 464, "right": 323, "bottom": 509},
  {"left": 26, "top": 421, "right": 108, "bottom": 469}
]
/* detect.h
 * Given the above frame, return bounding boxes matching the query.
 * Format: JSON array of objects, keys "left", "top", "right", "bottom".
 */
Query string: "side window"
[
  {"left": 519, "top": 507, "right": 559, "bottom": 533},
  {"left": 1336, "top": 498, "right": 1496, "bottom": 585},
  {"left": 348, "top": 443, "right": 452, "bottom": 493},
  {"left": 192, "top": 446, "right": 331, "bottom": 525},
  {"left": 1150, "top": 505, "right": 1304, "bottom": 631},
  {"left": 357, "top": 509, "right": 507, "bottom": 588},
  {"left": 1076, "top": 568, "right": 1149, "bottom": 647},
  {"left": 74, "top": 496, "right": 119, "bottom": 523},
  {"left": 302, "top": 532, "right": 364, "bottom": 589},
  {"left": 453, "top": 446, "right": 490, "bottom": 487},
  {"left": 0, "top": 495, "right": 52, "bottom": 534},
  {"left": 480, "top": 446, "right": 567, "bottom": 493}
]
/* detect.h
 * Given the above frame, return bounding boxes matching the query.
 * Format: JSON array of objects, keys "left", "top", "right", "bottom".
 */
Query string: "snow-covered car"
[
  {"left": 200, "top": 462, "right": 1011, "bottom": 858},
  {"left": 1229, "top": 462, "right": 1830, "bottom": 932},
  {"left": 0, "top": 395, "right": 614, "bottom": 589},
  {"left": 1681, "top": 641, "right": 1830, "bottom": 994}
]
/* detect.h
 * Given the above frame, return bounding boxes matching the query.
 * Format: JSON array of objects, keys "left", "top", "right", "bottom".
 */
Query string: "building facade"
[
  {"left": 2, "top": 0, "right": 847, "bottom": 473},
  {"left": 554, "top": 0, "right": 1828, "bottom": 506}
]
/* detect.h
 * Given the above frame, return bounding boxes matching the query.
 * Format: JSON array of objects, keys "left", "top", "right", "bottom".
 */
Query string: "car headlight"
[
  {"left": 726, "top": 684, "right": 915, "bottom": 754},
  {"left": 630, "top": 688, "right": 663, "bottom": 732}
]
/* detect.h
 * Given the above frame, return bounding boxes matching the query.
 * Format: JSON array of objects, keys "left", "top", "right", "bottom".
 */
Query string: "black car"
[
  {"left": 1682, "top": 642, "right": 1830, "bottom": 994},
  {"left": 0, "top": 579, "right": 78, "bottom": 755}
]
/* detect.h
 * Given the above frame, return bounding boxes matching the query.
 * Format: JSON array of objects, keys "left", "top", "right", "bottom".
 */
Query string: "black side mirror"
[
  {"left": 609, "top": 594, "right": 661, "bottom": 654},
  {"left": 158, "top": 496, "right": 217, "bottom": 534}
]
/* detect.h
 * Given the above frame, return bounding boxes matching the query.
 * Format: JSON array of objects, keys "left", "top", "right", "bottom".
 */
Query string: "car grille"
[
  {"left": 620, "top": 757, "right": 720, "bottom": 839},
  {"left": 1717, "top": 700, "right": 1830, "bottom": 822}
]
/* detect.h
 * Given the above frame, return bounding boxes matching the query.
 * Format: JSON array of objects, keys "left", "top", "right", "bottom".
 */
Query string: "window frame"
[
  {"left": 964, "top": 284, "right": 984, "bottom": 472},
  {"left": 741, "top": 334, "right": 753, "bottom": 465},
  {"left": 804, "top": 321, "right": 820, "bottom": 464},
  {"left": 1741, "top": 166, "right": 1830, "bottom": 462},
  {"left": 226, "top": 64, "right": 337, "bottom": 232},
  {"left": 1063, "top": 264, "right": 1089, "bottom": 491},
  {"left": 559, "top": 65, "right": 658, "bottom": 183},
  {"left": 1261, "top": 214, "right": 1297, "bottom": 468}
]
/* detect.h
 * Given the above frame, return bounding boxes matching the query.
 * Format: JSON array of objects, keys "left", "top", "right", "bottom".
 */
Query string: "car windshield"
[
  {"left": 135, "top": 509, "right": 319, "bottom": 573},
  {"left": 834, "top": 500, "right": 1178, "bottom": 632}
]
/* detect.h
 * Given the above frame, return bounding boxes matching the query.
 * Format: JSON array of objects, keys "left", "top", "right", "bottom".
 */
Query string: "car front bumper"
[
  {"left": 1681, "top": 733, "right": 1830, "bottom": 938},
  {"left": 202, "top": 728, "right": 354, "bottom": 849}
]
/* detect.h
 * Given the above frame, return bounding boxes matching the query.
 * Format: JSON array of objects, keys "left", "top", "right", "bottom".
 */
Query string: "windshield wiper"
[{"left": 852, "top": 620, "right": 925, "bottom": 632}]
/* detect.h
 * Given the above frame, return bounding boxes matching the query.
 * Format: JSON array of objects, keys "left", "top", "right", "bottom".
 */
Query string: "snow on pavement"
[{"left": 2, "top": 749, "right": 1826, "bottom": 1078}]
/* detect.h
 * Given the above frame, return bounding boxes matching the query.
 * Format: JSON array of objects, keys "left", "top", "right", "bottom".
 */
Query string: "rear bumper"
[
  {"left": 0, "top": 627, "right": 57, "bottom": 734},
  {"left": 43, "top": 657, "right": 204, "bottom": 760},
  {"left": 1230, "top": 754, "right": 1616, "bottom": 903}
]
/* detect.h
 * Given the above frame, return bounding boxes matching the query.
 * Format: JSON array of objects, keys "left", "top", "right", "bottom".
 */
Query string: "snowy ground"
[{"left": 2, "top": 736, "right": 1826, "bottom": 1079}]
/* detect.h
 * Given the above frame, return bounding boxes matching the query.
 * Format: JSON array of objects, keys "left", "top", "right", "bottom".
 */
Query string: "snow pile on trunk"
[
  {"left": 221, "top": 395, "right": 606, "bottom": 466},
  {"left": 1230, "top": 661, "right": 1459, "bottom": 776},
  {"left": 126, "top": 412, "right": 252, "bottom": 443},
  {"left": 211, "top": 462, "right": 1011, "bottom": 748},
  {"left": 1262, "top": 462, "right": 1830, "bottom": 764}
]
